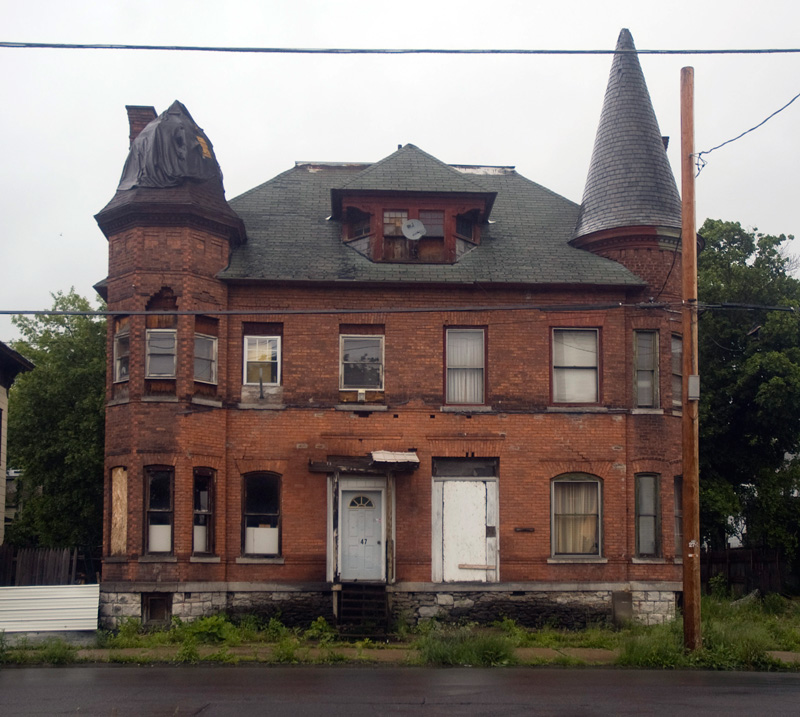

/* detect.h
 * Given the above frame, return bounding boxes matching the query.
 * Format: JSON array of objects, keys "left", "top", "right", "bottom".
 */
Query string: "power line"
[
  {"left": 2, "top": 41, "right": 800, "bottom": 55},
  {"left": 2, "top": 301, "right": 796, "bottom": 320},
  {"left": 695, "top": 90, "right": 800, "bottom": 175}
]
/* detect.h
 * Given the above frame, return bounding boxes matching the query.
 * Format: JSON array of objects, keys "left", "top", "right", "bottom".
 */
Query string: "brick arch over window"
[{"left": 550, "top": 473, "right": 603, "bottom": 557}]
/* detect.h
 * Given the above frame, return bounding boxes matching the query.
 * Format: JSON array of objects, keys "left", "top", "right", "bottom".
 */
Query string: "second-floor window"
[
  {"left": 194, "top": 334, "right": 218, "bottom": 384},
  {"left": 113, "top": 317, "right": 130, "bottom": 382},
  {"left": 671, "top": 335, "right": 683, "bottom": 407},
  {"left": 145, "top": 329, "right": 177, "bottom": 378},
  {"left": 340, "top": 335, "right": 384, "bottom": 390},
  {"left": 552, "top": 329, "right": 598, "bottom": 403},
  {"left": 634, "top": 330, "right": 658, "bottom": 407},
  {"left": 244, "top": 336, "right": 281, "bottom": 386},
  {"left": 446, "top": 328, "right": 485, "bottom": 404}
]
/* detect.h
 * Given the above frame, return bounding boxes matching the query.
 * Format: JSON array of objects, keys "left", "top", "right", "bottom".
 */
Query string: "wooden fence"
[
  {"left": 0, "top": 546, "right": 100, "bottom": 587},
  {"left": 701, "top": 548, "right": 792, "bottom": 595}
]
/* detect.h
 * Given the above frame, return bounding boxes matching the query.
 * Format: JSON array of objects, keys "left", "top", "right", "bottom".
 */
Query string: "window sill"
[
  {"left": 632, "top": 557, "right": 667, "bottom": 564},
  {"left": 440, "top": 405, "right": 493, "bottom": 413},
  {"left": 547, "top": 557, "right": 608, "bottom": 564},
  {"left": 191, "top": 397, "right": 222, "bottom": 408},
  {"left": 546, "top": 406, "right": 608, "bottom": 413},
  {"left": 190, "top": 555, "right": 221, "bottom": 563},
  {"left": 674, "top": 558, "right": 684, "bottom": 564},
  {"left": 236, "top": 556, "right": 285, "bottom": 565},
  {"left": 104, "top": 556, "right": 128, "bottom": 563},
  {"left": 138, "top": 555, "right": 177, "bottom": 563},
  {"left": 631, "top": 408, "right": 664, "bottom": 415},
  {"left": 107, "top": 397, "right": 130, "bottom": 407},
  {"left": 142, "top": 396, "right": 179, "bottom": 403},
  {"left": 335, "top": 404, "right": 387, "bottom": 412},
  {"left": 237, "top": 403, "right": 286, "bottom": 410}
]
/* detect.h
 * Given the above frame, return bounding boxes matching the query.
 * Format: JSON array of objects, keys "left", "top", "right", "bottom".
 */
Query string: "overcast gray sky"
[{"left": 2, "top": 0, "right": 798, "bottom": 341}]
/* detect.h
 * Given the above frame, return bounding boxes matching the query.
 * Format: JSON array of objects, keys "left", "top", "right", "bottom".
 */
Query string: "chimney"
[{"left": 125, "top": 105, "right": 157, "bottom": 147}]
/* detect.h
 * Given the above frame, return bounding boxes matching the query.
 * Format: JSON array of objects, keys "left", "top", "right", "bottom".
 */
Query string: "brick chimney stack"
[{"left": 125, "top": 105, "right": 157, "bottom": 147}]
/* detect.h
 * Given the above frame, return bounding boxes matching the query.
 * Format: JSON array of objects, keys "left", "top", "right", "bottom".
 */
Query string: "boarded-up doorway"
[{"left": 432, "top": 459, "right": 498, "bottom": 582}]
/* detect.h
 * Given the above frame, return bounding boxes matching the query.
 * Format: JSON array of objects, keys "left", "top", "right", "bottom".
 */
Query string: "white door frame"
[{"left": 328, "top": 475, "right": 388, "bottom": 583}]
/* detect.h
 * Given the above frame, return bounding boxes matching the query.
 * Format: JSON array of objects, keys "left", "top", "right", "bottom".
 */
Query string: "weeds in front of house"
[
  {"left": 6, "top": 594, "right": 799, "bottom": 668},
  {"left": 617, "top": 594, "right": 800, "bottom": 670},
  {"left": 415, "top": 625, "right": 517, "bottom": 666}
]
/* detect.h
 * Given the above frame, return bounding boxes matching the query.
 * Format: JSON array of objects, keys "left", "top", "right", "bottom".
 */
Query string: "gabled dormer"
[{"left": 330, "top": 144, "right": 496, "bottom": 264}]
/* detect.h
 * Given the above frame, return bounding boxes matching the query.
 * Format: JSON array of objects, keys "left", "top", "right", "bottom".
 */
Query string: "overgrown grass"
[
  {"left": 617, "top": 594, "right": 800, "bottom": 670},
  {"left": 415, "top": 625, "right": 517, "bottom": 666}
]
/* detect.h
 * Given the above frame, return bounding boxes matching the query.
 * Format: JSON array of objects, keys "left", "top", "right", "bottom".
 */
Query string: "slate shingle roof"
[
  {"left": 574, "top": 29, "right": 682, "bottom": 239},
  {"left": 337, "top": 144, "right": 494, "bottom": 196},
  {"left": 221, "top": 157, "right": 644, "bottom": 288}
]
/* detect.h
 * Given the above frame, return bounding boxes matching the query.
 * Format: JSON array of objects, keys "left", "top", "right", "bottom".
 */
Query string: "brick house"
[{"left": 95, "top": 29, "right": 685, "bottom": 629}]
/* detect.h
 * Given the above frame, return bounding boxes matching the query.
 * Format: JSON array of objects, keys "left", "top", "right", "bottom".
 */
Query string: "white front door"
[{"left": 340, "top": 490, "right": 384, "bottom": 581}]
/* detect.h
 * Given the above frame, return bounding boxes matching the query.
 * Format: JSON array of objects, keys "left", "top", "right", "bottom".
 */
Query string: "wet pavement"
[{"left": 2, "top": 665, "right": 800, "bottom": 715}]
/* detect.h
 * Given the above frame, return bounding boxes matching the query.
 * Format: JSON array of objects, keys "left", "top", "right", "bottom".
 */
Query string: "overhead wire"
[
  {"left": 2, "top": 41, "right": 800, "bottom": 55},
  {"left": 694, "top": 90, "right": 800, "bottom": 175}
]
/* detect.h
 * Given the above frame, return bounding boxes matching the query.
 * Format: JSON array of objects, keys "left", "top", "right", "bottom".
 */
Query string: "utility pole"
[{"left": 681, "top": 66, "right": 702, "bottom": 651}]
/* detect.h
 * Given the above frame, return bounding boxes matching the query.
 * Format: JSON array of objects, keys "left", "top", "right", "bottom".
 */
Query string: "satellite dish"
[{"left": 402, "top": 219, "right": 427, "bottom": 240}]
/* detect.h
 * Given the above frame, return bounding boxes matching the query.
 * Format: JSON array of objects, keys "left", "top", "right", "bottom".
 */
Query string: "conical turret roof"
[{"left": 574, "top": 29, "right": 682, "bottom": 239}]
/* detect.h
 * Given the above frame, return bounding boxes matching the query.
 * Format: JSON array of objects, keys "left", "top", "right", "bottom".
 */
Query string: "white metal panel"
[{"left": 0, "top": 584, "right": 100, "bottom": 633}]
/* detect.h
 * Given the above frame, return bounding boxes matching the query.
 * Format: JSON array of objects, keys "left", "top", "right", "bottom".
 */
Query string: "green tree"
[
  {"left": 6, "top": 289, "right": 106, "bottom": 548},
  {"left": 697, "top": 219, "right": 800, "bottom": 553}
]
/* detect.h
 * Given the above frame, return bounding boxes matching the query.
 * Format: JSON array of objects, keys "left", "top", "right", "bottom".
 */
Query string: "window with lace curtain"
[
  {"left": 551, "top": 475, "right": 601, "bottom": 556},
  {"left": 445, "top": 328, "right": 485, "bottom": 404}
]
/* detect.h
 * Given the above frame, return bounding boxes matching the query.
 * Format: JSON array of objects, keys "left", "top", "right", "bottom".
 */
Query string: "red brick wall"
[{"left": 102, "top": 221, "right": 683, "bottom": 588}]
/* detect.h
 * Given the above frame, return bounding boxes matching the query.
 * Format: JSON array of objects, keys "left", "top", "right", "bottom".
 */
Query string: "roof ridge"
[{"left": 337, "top": 143, "right": 491, "bottom": 194}]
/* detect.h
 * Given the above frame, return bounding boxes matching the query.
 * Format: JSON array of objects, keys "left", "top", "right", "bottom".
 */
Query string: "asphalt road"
[{"left": 2, "top": 666, "right": 800, "bottom": 715}]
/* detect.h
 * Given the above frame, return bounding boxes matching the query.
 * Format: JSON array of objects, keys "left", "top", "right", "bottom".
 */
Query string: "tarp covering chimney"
[{"left": 117, "top": 100, "right": 223, "bottom": 190}]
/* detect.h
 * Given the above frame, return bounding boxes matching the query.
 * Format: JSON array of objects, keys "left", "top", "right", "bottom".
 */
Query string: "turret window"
[{"left": 145, "top": 329, "right": 177, "bottom": 378}]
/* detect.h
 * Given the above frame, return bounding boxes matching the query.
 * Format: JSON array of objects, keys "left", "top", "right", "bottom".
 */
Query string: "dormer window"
[
  {"left": 383, "top": 210, "right": 407, "bottom": 238},
  {"left": 418, "top": 210, "right": 444, "bottom": 238},
  {"left": 350, "top": 210, "right": 371, "bottom": 240},
  {"left": 339, "top": 197, "right": 491, "bottom": 265},
  {"left": 456, "top": 213, "right": 476, "bottom": 242}
]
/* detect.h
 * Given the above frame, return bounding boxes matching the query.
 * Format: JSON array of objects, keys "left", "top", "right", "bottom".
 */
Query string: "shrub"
[{"left": 174, "top": 637, "right": 200, "bottom": 664}]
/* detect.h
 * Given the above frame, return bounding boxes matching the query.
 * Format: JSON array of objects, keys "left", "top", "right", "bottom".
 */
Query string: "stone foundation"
[
  {"left": 100, "top": 582, "right": 677, "bottom": 630},
  {"left": 99, "top": 583, "right": 333, "bottom": 630}
]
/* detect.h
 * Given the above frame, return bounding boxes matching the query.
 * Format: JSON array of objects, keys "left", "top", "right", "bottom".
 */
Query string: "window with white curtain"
[
  {"left": 671, "top": 334, "right": 683, "bottom": 407},
  {"left": 552, "top": 475, "right": 601, "bottom": 556},
  {"left": 636, "top": 473, "right": 660, "bottom": 557},
  {"left": 446, "top": 329, "right": 485, "bottom": 404},
  {"left": 634, "top": 330, "right": 658, "bottom": 407},
  {"left": 552, "top": 329, "right": 598, "bottom": 403}
]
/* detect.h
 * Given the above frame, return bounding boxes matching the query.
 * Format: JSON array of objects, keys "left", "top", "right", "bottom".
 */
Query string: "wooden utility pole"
[{"left": 681, "top": 66, "right": 702, "bottom": 651}]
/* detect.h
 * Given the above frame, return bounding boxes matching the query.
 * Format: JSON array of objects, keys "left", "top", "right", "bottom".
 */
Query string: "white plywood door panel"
[{"left": 442, "top": 481, "right": 488, "bottom": 582}]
